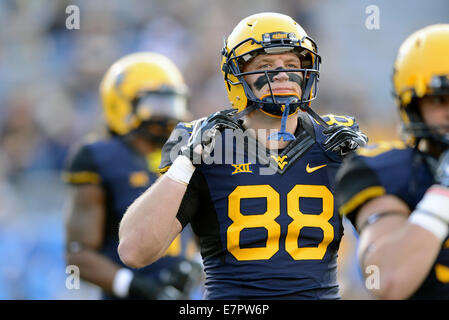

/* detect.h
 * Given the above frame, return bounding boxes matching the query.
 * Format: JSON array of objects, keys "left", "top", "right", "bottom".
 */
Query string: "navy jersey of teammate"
[
  {"left": 64, "top": 52, "right": 202, "bottom": 300},
  {"left": 336, "top": 25, "right": 449, "bottom": 300},
  {"left": 337, "top": 142, "right": 449, "bottom": 299},
  {"left": 159, "top": 112, "right": 361, "bottom": 299}
]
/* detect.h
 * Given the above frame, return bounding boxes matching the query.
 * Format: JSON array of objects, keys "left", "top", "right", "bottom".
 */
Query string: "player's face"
[
  {"left": 242, "top": 52, "right": 303, "bottom": 100},
  {"left": 419, "top": 95, "right": 449, "bottom": 134}
]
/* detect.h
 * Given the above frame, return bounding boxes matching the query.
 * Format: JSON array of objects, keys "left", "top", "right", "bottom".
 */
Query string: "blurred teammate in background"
[
  {"left": 336, "top": 24, "right": 449, "bottom": 299},
  {"left": 63, "top": 52, "right": 203, "bottom": 300},
  {"left": 118, "top": 12, "right": 367, "bottom": 299}
]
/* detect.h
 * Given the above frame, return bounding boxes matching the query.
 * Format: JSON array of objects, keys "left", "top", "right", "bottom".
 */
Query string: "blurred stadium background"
[{"left": 0, "top": 0, "right": 448, "bottom": 299}]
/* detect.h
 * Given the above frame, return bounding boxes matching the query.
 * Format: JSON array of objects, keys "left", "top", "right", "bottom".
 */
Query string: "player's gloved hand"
[
  {"left": 159, "top": 259, "right": 204, "bottom": 297},
  {"left": 435, "top": 149, "right": 449, "bottom": 187},
  {"left": 165, "top": 109, "right": 242, "bottom": 185},
  {"left": 155, "top": 284, "right": 186, "bottom": 300},
  {"left": 127, "top": 273, "right": 184, "bottom": 300},
  {"left": 323, "top": 124, "right": 368, "bottom": 156},
  {"left": 180, "top": 109, "right": 242, "bottom": 166}
]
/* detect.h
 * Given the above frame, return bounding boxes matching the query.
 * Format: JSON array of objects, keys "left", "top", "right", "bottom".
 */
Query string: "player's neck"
[{"left": 243, "top": 110, "right": 298, "bottom": 150}]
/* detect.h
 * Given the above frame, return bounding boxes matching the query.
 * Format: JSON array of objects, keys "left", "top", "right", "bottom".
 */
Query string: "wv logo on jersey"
[
  {"left": 231, "top": 163, "right": 252, "bottom": 175},
  {"left": 270, "top": 155, "right": 288, "bottom": 170}
]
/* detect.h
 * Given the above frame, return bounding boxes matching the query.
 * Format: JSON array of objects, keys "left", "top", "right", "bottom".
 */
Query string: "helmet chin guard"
[{"left": 259, "top": 93, "right": 301, "bottom": 117}]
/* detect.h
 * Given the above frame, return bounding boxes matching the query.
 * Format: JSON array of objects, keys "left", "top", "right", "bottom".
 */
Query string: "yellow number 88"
[{"left": 227, "top": 184, "right": 334, "bottom": 261}]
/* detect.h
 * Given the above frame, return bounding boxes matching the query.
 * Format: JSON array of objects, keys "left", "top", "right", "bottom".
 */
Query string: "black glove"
[
  {"left": 181, "top": 110, "right": 242, "bottom": 166},
  {"left": 158, "top": 259, "right": 204, "bottom": 297},
  {"left": 435, "top": 149, "right": 449, "bottom": 187},
  {"left": 323, "top": 124, "right": 368, "bottom": 156},
  {"left": 128, "top": 273, "right": 184, "bottom": 300}
]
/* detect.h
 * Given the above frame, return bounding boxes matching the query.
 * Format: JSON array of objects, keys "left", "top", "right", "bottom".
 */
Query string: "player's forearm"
[
  {"left": 118, "top": 175, "right": 186, "bottom": 268},
  {"left": 66, "top": 248, "right": 120, "bottom": 294},
  {"left": 361, "top": 223, "right": 441, "bottom": 299}
]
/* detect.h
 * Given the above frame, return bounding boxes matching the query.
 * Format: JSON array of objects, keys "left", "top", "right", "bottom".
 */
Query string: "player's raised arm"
[
  {"left": 118, "top": 122, "right": 194, "bottom": 268},
  {"left": 118, "top": 173, "right": 187, "bottom": 268},
  {"left": 118, "top": 111, "right": 241, "bottom": 268}
]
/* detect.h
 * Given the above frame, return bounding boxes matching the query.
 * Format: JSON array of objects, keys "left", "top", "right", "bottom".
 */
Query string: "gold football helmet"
[
  {"left": 220, "top": 12, "right": 320, "bottom": 119},
  {"left": 100, "top": 52, "right": 189, "bottom": 141},
  {"left": 393, "top": 24, "right": 449, "bottom": 146}
]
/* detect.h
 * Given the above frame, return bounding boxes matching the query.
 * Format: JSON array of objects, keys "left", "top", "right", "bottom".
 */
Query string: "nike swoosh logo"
[{"left": 306, "top": 163, "right": 327, "bottom": 173}]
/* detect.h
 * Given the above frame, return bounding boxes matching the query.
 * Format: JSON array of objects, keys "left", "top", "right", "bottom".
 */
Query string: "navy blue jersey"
[
  {"left": 160, "top": 112, "right": 360, "bottom": 299},
  {"left": 63, "top": 136, "right": 196, "bottom": 298},
  {"left": 336, "top": 141, "right": 449, "bottom": 299}
]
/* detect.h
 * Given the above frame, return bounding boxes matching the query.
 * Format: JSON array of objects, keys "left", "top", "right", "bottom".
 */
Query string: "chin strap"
[
  {"left": 231, "top": 104, "right": 257, "bottom": 121},
  {"left": 300, "top": 103, "right": 329, "bottom": 129},
  {"left": 268, "top": 102, "right": 296, "bottom": 141},
  {"left": 299, "top": 72, "right": 330, "bottom": 129}
]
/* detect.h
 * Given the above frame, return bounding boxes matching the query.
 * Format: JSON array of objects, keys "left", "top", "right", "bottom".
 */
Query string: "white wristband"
[
  {"left": 112, "top": 268, "right": 134, "bottom": 298},
  {"left": 409, "top": 185, "right": 449, "bottom": 241},
  {"left": 165, "top": 155, "right": 196, "bottom": 185},
  {"left": 409, "top": 210, "right": 449, "bottom": 241}
]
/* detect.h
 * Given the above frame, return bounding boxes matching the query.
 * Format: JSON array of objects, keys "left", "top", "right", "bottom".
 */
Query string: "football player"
[
  {"left": 63, "top": 52, "right": 203, "bottom": 300},
  {"left": 118, "top": 12, "right": 367, "bottom": 299},
  {"left": 336, "top": 24, "right": 449, "bottom": 299}
]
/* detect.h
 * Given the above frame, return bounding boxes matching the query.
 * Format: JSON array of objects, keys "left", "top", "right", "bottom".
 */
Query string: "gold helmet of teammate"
[
  {"left": 100, "top": 52, "right": 189, "bottom": 143},
  {"left": 220, "top": 12, "right": 320, "bottom": 118},
  {"left": 393, "top": 24, "right": 449, "bottom": 147}
]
